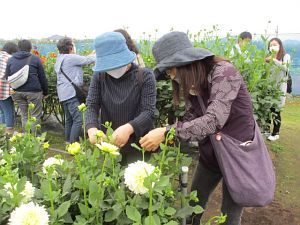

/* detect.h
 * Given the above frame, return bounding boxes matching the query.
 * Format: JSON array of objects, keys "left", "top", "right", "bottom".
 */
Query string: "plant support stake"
[{"left": 181, "top": 166, "right": 189, "bottom": 225}]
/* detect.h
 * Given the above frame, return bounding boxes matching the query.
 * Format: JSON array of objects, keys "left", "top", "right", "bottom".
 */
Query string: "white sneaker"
[{"left": 267, "top": 135, "right": 279, "bottom": 141}]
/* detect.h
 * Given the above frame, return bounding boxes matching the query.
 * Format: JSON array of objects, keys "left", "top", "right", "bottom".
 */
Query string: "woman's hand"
[
  {"left": 88, "top": 128, "right": 99, "bottom": 144},
  {"left": 265, "top": 56, "right": 272, "bottom": 63},
  {"left": 112, "top": 123, "right": 134, "bottom": 147},
  {"left": 139, "top": 127, "right": 166, "bottom": 151}
]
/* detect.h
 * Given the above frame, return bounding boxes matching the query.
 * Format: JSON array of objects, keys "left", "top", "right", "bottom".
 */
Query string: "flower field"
[
  {"left": 0, "top": 28, "right": 292, "bottom": 224},
  {"left": 0, "top": 104, "right": 227, "bottom": 225}
]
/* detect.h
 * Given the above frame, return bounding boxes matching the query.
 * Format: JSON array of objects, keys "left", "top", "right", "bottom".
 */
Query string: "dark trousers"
[
  {"left": 271, "top": 107, "right": 281, "bottom": 135},
  {"left": 189, "top": 162, "right": 243, "bottom": 225},
  {"left": 62, "top": 97, "right": 83, "bottom": 143}
]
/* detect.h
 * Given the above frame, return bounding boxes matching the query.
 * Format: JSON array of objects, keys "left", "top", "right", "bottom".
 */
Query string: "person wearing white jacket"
[{"left": 266, "top": 37, "right": 291, "bottom": 141}]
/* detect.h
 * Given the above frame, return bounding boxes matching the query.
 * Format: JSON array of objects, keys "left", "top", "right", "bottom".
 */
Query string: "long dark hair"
[
  {"left": 172, "top": 56, "right": 227, "bottom": 106},
  {"left": 114, "top": 29, "right": 139, "bottom": 54},
  {"left": 268, "top": 37, "right": 285, "bottom": 60}
]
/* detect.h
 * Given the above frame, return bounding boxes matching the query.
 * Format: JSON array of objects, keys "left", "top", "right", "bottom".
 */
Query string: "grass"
[
  {"left": 267, "top": 96, "right": 300, "bottom": 212},
  {"left": 46, "top": 130, "right": 65, "bottom": 150}
]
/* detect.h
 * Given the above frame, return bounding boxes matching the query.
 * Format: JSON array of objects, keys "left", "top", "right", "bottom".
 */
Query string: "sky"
[{"left": 1, "top": 0, "right": 299, "bottom": 40}]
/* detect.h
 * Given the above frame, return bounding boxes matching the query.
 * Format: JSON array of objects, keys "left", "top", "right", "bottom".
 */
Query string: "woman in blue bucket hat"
[
  {"left": 85, "top": 32, "right": 156, "bottom": 164},
  {"left": 139, "top": 31, "right": 257, "bottom": 225}
]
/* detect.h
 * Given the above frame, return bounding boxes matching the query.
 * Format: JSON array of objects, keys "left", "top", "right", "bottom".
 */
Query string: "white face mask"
[
  {"left": 106, "top": 65, "right": 128, "bottom": 79},
  {"left": 269, "top": 45, "right": 280, "bottom": 52}
]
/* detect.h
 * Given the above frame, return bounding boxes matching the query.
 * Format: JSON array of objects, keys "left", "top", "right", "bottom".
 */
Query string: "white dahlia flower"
[
  {"left": 124, "top": 160, "right": 155, "bottom": 194},
  {"left": 8, "top": 202, "right": 49, "bottom": 225},
  {"left": 42, "top": 157, "right": 64, "bottom": 177},
  {"left": 0, "top": 159, "right": 7, "bottom": 165},
  {"left": 4, "top": 181, "right": 35, "bottom": 203},
  {"left": 10, "top": 147, "right": 17, "bottom": 154},
  {"left": 95, "top": 142, "right": 120, "bottom": 156}
]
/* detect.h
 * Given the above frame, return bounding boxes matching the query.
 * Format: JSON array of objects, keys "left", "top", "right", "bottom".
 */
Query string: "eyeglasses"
[
  {"left": 165, "top": 69, "right": 172, "bottom": 77},
  {"left": 166, "top": 69, "right": 177, "bottom": 79}
]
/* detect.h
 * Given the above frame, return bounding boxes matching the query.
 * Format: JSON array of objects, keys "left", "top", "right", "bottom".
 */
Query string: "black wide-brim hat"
[{"left": 152, "top": 31, "right": 214, "bottom": 79}]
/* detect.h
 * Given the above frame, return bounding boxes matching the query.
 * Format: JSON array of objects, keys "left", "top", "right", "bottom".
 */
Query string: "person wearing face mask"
[
  {"left": 85, "top": 32, "right": 156, "bottom": 164},
  {"left": 54, "top": 37, "right": 96, "bottom": 144},
  {"left": 139, "top": 31, "right": 256, "bottom": 225},
  {"left": 265, "top": 37, "right": 291, "bottom": 141}
]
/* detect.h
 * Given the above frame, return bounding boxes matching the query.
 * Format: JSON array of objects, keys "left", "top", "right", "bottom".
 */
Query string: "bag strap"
[
  {"left": 60, "top": 60, "right": 75, "bottom": 85},
  {"left": 26, "top": 55, "right": 32, "bottom": 66}
]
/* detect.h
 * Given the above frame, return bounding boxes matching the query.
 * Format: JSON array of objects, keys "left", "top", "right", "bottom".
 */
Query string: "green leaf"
[
  {"left": 16, "top": 177, "right": 26, "bottom": 192},
  {"left": 78, "top": 203, "right": 89, "bottom": 218},
  {"left": 131, "top": 143, "right": 142, "bottom": 151},
  {"left": 62, "top": 174, "right": 72, "bottom": 197},
  {"left": 193, "top": 205, "right": 204, "bottom": 214},
  {"left": 175, "top": 206, "right": 194, "bottom": 219},
  {"left": 88, "top": 181, "right": 98, "bottom": 207},
  {"left": 75, "top": 215, "right": 87, "bottom": 225},
  {"left": 115, "top": 188, "right": 125, "bottom": 203},
  {"left": 164, "top": 207, "right": 176, "bottom": 216},
  {"left": 144, "top": 214, "right": 161, "bottom": 225},
  {"left": 104, "top": 204, "right": 122, "bottom": 222},
  {"left": 126, "top": 205, "right": 141, "bottom": 223},
  {"left": 156, "top": 176, "right": 169, "bottom": 188},
  {"left": 57, "top": 201, "right": 71, "bottom": 218}
]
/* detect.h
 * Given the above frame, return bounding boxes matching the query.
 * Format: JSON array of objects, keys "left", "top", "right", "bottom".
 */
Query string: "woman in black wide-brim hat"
[{"left": 140, "top": 31, "right": 255, "bottom": 225}]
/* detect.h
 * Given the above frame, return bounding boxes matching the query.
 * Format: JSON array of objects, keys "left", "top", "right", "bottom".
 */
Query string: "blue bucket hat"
[{"left": 93, "top": 32, "right": 136, "bottom": 72}]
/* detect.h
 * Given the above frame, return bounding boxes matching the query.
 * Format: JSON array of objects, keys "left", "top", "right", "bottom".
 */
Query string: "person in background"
[
  {"left": 139, "top": 31, "right": 255, "bottom": 225},
  {"left": 266, "top": 37, "right": 291, "bottom": 141},
  {"left": 5, "top": 39, "right": 48, "bottom": 132},
  {"left": 86, "top": 32, "right": 156, "bottom": 164},
  {"left": 0, "top": 42, "right": 18, "bottom": 134},
  {"left": 231, "top": 31, "right": 252, "bottom": 55},
  {"left": 114, "top": 29, "right": 146, "bottom": 67},
  {"left": 54, "top": 37, "right": 95, "bottom": 144}
]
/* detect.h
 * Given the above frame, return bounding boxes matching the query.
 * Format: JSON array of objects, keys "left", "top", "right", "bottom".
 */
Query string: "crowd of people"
[{"left": 0, "top": 29, "right": 291, "bottom": 225}]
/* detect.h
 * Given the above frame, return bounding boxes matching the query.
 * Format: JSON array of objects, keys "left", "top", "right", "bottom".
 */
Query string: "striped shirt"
[
  {"left": 86, "top": 64, "right": 156, "bottom": 141},
  {"left": 0, "top": 51, "right": 12, "bottom": 100}
]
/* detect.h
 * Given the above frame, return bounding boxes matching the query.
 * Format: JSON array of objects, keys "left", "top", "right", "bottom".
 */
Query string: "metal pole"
[{"left": 181, "top": 166, "right": 189, "bottom": 225}]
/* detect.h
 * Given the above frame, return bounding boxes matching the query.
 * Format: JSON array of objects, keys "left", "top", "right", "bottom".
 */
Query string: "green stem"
[
  {"left": 96, "top": 154, "right": 107, "bottom": 224},
  {"left": 142, "top": 148, "right": 145, "bottom": 161},
  {"left": 112, "top": 157, "right": 115, "bottom": 177},
  {"left": 206, "top": 216, "right": 219, "bottom": 224},
  {"left": 83, "top": 111, "right": 86, "bottom": 142},
  {"left": 47, "top": 174, "right": 55, "bottom": 218},
  {"left": 31, "top": 169, "right": 34, "bottom": 184},
  {"left": 149, "top": 187, "right": 153, "bottom": 225},
  {"left": 100, "top": 154, "right": 107, "bottom": 182},
  {"left": 159, "top": 133, "right": 169, "bottom": 172},
  {"left": 76, "top": 156, "right": 88, "bottom": 207}
]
